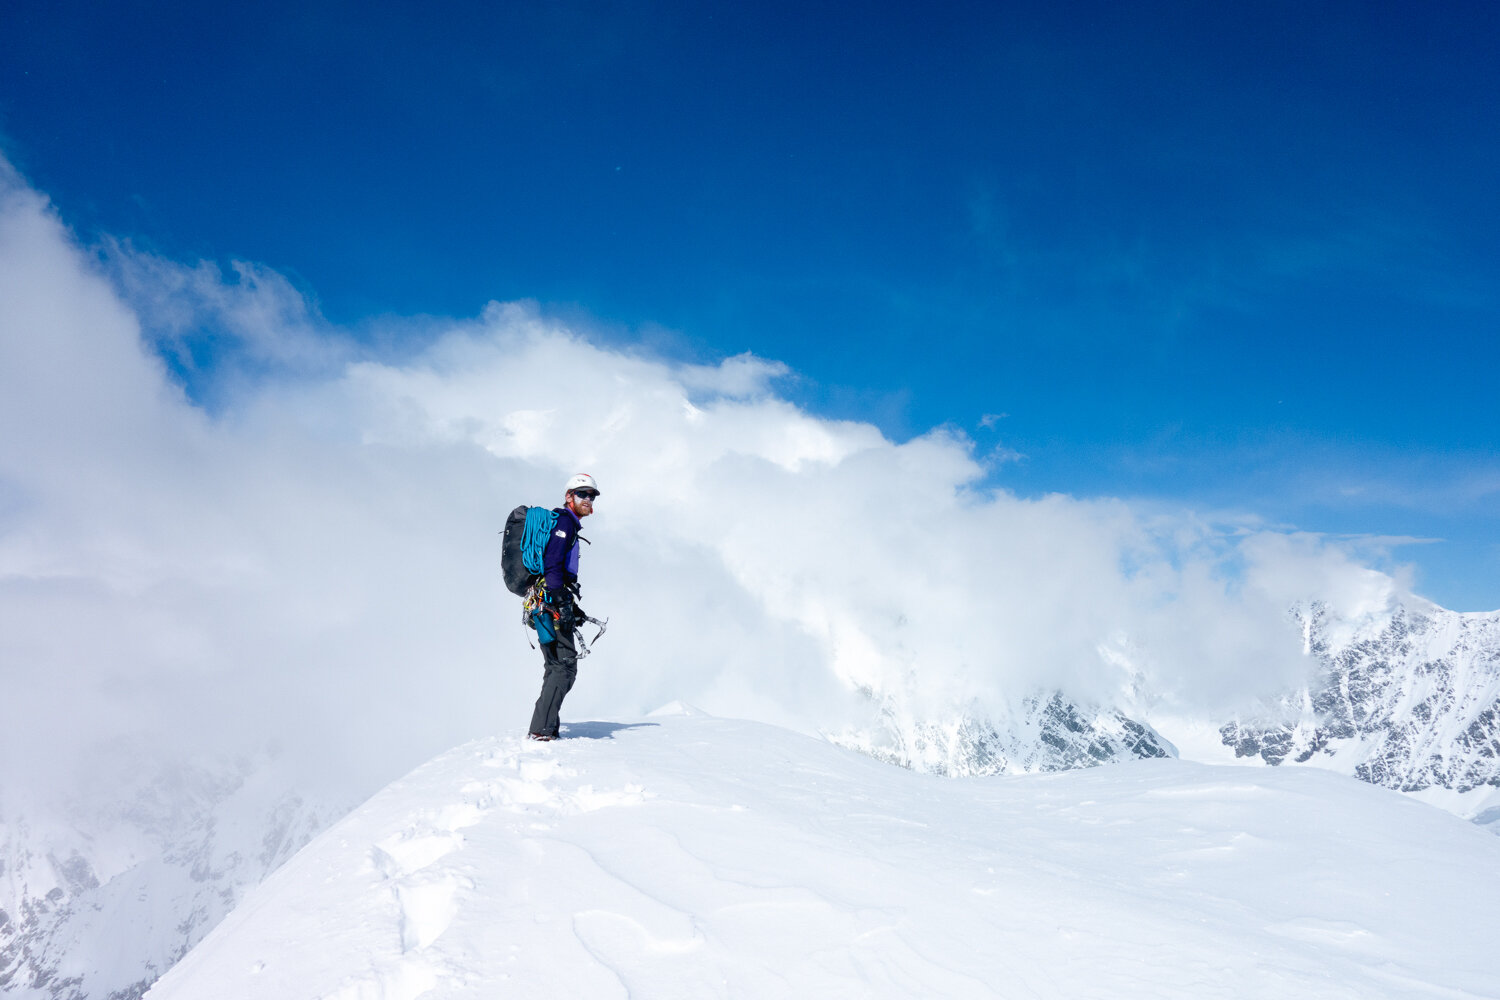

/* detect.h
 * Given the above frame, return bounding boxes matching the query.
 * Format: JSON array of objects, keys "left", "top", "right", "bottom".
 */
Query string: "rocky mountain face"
[
  {"left": 1218, "top": 602, "right": 1500, "bottom": 811},
  {"left": 0, "top": 757, "right": 341, "bottom": 1000},
  {"left": 835, "top": 691, "right": 1173, "bottom": 778},
  {"left": 840, "top": 601, "right": 1500, "bottom": 825}
]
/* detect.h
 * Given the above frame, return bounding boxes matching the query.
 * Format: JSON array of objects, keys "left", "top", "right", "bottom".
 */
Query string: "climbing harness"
[{"left": 520, "top": 580, "right": 608, "bottom": 657}]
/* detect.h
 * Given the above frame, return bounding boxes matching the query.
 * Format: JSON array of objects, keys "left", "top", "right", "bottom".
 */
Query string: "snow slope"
[{"left": 146, "top": 709, "right": 1500, "bottom": 1000}]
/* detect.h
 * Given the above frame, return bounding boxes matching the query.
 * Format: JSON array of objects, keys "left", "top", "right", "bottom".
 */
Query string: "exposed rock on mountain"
[
  {"left": 0, "top": 757, "right": 340, "bottom": 1000},
  {"left": 836, "top": 690, "right": 1172, "bottom": 777},
  {"left": 1219, "top": 602, "right": 1500, "bottom": 795}
]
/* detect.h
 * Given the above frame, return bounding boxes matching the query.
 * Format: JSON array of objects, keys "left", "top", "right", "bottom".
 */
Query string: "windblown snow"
[{"left": 145, "top": 709, "right": 1500, "bottom": 1000}]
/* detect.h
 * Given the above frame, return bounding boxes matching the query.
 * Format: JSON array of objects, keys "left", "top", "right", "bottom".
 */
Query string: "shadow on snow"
[{"left": 559, "top": 721, "right": 660, "bottom": 740}]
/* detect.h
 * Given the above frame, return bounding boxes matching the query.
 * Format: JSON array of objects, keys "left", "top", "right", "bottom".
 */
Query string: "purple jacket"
[{"left": 542, "top": 506, "right": 582, "bottom": 593}]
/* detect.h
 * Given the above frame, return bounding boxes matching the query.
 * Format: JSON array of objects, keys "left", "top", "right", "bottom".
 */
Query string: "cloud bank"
[{"left": 0, "top": 161, "right": 1411, "bottom": 814}]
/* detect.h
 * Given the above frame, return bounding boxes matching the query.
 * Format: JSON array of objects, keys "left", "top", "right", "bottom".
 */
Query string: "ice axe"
[{"left": 575, "top": 614, "right": 609, "bottom": 658}]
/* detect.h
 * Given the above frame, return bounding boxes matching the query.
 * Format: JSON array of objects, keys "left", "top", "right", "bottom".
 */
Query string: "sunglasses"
[{"left": 572, "top": 490, "right": 599, "bottom": 501}]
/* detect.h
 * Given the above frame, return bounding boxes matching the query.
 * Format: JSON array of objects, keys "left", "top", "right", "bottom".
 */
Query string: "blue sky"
[{"left": 2, "top": 0, "right": 1497, "bottom": 609}]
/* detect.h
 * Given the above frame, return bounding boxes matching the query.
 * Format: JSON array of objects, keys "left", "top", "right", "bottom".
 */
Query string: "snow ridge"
[
  {"left": 145, "top": 713, "right": 1500, "bottom": 1000},
  {"left": 151, "top": 721, "right": 653, "bottom": 1000}
]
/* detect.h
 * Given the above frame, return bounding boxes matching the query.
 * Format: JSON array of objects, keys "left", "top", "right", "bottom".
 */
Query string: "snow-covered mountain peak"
[
  {"left": 146, "top": 713, "right": 1500, "bottom": 1000},
  {"left": 1220, "top": 601, "right": 1500, "bottom": 816}
]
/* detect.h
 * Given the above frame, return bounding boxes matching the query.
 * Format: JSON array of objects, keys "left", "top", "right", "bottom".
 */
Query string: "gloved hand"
[{"left": 554, "top": 599, "right": 579, "bottom": 631}]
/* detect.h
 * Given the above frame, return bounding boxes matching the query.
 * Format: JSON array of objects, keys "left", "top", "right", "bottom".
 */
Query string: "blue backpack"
[{"left": 501, "top": 505, "right": 559, "bottom": 596}]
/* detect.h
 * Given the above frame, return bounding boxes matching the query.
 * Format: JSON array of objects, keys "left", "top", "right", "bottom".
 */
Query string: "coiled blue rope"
[{"left": 520, "top": 506, "right": 558, "bottom": 575}]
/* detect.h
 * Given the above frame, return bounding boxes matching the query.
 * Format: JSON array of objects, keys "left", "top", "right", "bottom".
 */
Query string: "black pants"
[{"left": 528, "top": 626, "right": 577, "bottom": 738}]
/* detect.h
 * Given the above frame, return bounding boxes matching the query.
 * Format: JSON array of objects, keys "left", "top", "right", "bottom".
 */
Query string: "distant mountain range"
[
  {"left": 4, "top": 599, "right": 1497, "bottom": 998},
  {"left": 1, "top": 758, "right": 341, "bottom": 1000},
  {"left": 838, "top": 601, "right": 1500, "bottom": 830},
  {"left": 832, "top": 690, "right": 1173, "bottom": 776}
]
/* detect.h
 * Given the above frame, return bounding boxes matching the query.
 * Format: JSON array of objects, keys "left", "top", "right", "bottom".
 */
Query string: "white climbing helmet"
[{"left": 564, "top": 472, "right": 601, "bottom": 496}]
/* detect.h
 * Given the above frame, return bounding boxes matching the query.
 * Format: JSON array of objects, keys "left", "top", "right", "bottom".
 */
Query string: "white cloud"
[
  {"left": 104, "top": 239, "right": 353, "bottom": 383},
  {"left": 675, "top": 350, "right": 791, "bottom": 399},
  {"left": 0, "top": 161, "right": 1414, "bottom": 816}
]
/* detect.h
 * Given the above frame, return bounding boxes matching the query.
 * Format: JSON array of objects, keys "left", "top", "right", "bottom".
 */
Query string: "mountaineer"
[{"left": 526, "top": 473, "right": 600, "bottom": 740}]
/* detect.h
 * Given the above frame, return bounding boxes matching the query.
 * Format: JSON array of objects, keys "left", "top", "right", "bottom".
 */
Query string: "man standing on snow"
[{"left": 528, "top": 473, "right": 600, "bottom": 741}]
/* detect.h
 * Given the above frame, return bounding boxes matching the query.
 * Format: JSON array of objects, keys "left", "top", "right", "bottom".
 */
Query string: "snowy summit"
[{"left": 146, "top": 709, "right": 1500, "bottom": 1000}]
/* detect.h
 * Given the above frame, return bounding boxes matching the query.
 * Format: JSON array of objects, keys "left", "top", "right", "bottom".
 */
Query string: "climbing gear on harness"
[{"left": 519, "top": 580, "right": 608, "bottom": 655}]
